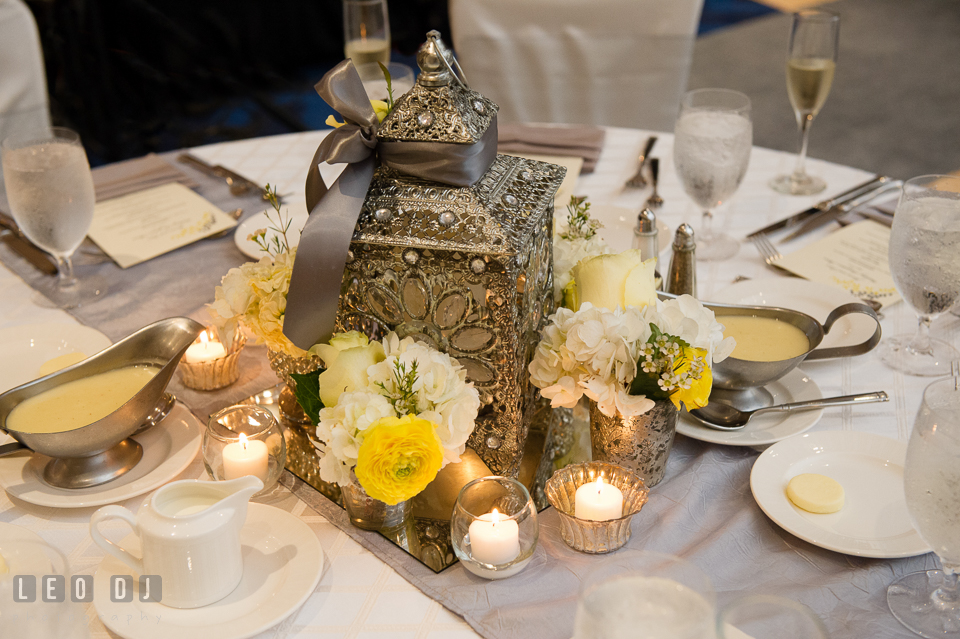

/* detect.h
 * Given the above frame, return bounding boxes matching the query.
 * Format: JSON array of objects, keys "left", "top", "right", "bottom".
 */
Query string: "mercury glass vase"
[
  {"left": 588, "top": 399, "right": 678, "bottom": 487},
  {"left": 266, "top": 348, "right": 324, "bottom": 424},
  {"left": 340, "top": 481, "right": 412, "bottom": 531}
]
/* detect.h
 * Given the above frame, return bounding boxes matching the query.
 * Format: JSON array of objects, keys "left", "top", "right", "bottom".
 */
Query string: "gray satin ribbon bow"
[{"left": 283, "top": 60, "right": 498, "bottom": 350}]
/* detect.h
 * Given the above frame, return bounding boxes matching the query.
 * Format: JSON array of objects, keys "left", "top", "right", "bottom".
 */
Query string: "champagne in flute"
[
  {"left": 770, "top": 10, "right": 840, "bottom": 196},
  {"left": 1, "top": 128, "right": 95, "bottom": 309},
  {"left": 786, "top": 58, "right": 836, "bottom": 117},
  {"left": 343, "top": 0, "right": 390, "bottom": 65}
]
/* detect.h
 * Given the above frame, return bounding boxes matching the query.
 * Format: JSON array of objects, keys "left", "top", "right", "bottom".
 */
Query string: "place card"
[
  {"left": 88, "top": 183, "right": 237, "bottom": 268},
  {"left": 774, "top": 220, "right": 902, "bottom": 309}
]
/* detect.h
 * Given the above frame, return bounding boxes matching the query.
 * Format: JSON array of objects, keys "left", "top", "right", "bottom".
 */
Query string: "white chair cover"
[
  {"left": 449, "top": 0, "right": 703, "bottom": 131},
  {"left": 0, "top": 0, "right": 51, "bottom": 145}
]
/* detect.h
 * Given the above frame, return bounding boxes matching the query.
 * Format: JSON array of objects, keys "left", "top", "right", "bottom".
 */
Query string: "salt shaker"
[
  {"left": 666, "top": 223, "right": 696, "bottom": 297},
  {"left": 632, "top": 208, "right": 659, "bottom": 272}
]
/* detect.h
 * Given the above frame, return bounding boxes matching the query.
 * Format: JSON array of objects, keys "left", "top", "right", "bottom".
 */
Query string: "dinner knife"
[
  {"left": 780, "top": 179, "right": 903, "bottom": 242},
  {"left": 177, "top": 152, "right": 265, "bottom": 197},
  {"left": 746, "top": 175, "right": 891, "bottom": 239}
]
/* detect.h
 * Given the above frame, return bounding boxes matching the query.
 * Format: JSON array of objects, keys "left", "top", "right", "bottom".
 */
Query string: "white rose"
[{"left": 568, "top": 250, "right": 658, "bottom": 312}]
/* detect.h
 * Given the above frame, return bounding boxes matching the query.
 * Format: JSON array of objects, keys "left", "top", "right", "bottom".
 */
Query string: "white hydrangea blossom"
[{"left": 528, "top": 295, "right": 731, "bottom": 418}]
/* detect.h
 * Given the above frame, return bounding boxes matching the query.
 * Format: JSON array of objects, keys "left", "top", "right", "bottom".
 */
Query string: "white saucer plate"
[
  {"left": 751, "top": 431, "right": 930, "bottom": 558},
  {"left": 94, "top": 503, "right": 324, "bottom": 639},
  {"left": 710, "top": 278, "right": 878, "bottom": 351},
  {"left": 591, "top": 203, "right": 671, "bottom": 254},
  {"left": 0, "top": 322, "right": 112, "bottom": 394},
  {"left": 234, "top": 200, "right": 309, "bottom": 260},
  {"left": 678, "top": 368, "right": 823, "bottom": 446},
  {"left": 0, "top": 522, "right": 53, "bottom": 574},
  {"left": 0, "top": 403, "right": 200, "bottom": 508}
]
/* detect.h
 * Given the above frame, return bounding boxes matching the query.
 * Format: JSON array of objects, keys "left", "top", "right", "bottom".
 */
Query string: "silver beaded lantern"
[{"left": 334, "top": 33, "right": 565, "bottom": 476}]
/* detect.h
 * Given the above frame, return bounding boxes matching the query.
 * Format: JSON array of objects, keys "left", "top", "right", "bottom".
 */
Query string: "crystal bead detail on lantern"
[{"left": 332, "top": 32, "right": 567, "bottom": 477}]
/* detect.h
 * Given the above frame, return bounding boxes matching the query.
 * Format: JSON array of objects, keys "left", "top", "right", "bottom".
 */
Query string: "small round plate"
[
  {"left": 0, "top": 403, "right": 200, "bottom": 508},
  {"left": 0, "top": 322, "right": 112, "bottom": 394},
  {"left": 233, "top": 200, "right": 309, "bottom": 260},
  {"left": 0, "top": 522, "right": 53, "bottom": 574},
  {"left": 678, "top": 368, "right": 823, "bottom": 446},
  {"left": 710, "top": 278, "right": 878, "bottom": 351},
  {"left": 750, "top": 431, "right": 930, "bottom": 558},
  {"left": 591, "top": 203, "right": 671, "bottom": 255},
  {"left": 94, "top": 503, "right": 324, "bottom": 639}
]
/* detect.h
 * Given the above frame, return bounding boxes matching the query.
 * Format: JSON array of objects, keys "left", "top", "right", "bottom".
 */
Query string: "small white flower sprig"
[{"left": 553, "top": 196, "right": 611, "bottom": 305}]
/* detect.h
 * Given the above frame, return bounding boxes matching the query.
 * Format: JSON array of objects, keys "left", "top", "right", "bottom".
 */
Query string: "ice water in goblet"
[
  {"left": 881, "top": 175, "right": 960, "bottom": 376},
  {"left": 673, "top": 88, "right": 752, "bottom": 262},
  {"left": 1, "top": 127, "right": 95, "bottom": 309},
  {"left": 887, "top": 375, "right": 960, "bottom": 638}
]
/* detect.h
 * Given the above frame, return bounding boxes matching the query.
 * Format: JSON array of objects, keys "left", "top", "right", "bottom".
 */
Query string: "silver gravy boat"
[
  {"left": 0, "top": 317, "right": 204, "bottom": 489},
  {"left": 706, "top": 301, "right": 881, "bottom": 409}
]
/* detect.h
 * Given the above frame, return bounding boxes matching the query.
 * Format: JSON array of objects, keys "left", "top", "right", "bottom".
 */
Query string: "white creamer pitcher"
[{"left": 89, "top": 475, "right": 263, "bottom": 608}]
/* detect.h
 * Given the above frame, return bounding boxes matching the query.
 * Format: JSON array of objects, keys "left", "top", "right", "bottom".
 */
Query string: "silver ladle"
[{"left": 688, "top": 391, "right": 889, "bottom": 430}]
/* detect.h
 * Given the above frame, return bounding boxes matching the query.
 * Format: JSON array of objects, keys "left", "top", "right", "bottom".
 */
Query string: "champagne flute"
[
  {"left": 887, "top": 375, "right": 960, "bottom": 638},
  {"left": 1, "top": 127, "right": 95, "bottom": 309},
  {"left": 343, "top": 0, "right": 391, "bottom": 66},
  {"left": 673, "top": 88, "right": 753, "bottom": 262},
  {"left": 769, "top": 9, "right": 840, "bottom": 196},
  {"left": 881, "top": 175, "right": 960, "bottom": 376}
]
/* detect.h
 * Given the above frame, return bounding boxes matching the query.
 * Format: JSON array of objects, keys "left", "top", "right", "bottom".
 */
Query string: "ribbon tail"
[
  {"left": 305, "top": 142, "right": 330, "bottom": 212},
  {"left": 283, "top": 156, "right": 376, "bottom": 350}
]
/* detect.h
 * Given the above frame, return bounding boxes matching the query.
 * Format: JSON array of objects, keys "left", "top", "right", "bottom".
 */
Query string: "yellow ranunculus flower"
[
  {"left": 355, "top": 415, "right": 443, "bottom": 505},
  {"left": 669, "top": 346, "right": 712, "bottom": 411},
  {"left": 325, "top": 100, "right": 390, "bottom": 129}
]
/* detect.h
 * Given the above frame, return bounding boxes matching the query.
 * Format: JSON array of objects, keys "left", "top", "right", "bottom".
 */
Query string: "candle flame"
[
  {"left": 239, "top": 433, "right": 249, "bottom": 451},
  {"left": 199, "top": 331, "right": 210, "bottom": 345},
  {"left": 491, "top": 508, "right": 500, "bottom": 526},
  {"left": 595, "top": 477, "right": 605, "bottom": 494}
]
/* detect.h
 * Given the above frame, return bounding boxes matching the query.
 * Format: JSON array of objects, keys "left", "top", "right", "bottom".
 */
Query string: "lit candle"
[
  {"left": 185, "top": 330, "right": 226, "bottom": 364},
  {"left": 468, "top": 508, "right": 520, "bottom": 565},
  {"left": 575, "top": 477, "right": 624, "bottom": 521},
  {"left": 222, "top": 433, "right": 268, "bottom": 481}
]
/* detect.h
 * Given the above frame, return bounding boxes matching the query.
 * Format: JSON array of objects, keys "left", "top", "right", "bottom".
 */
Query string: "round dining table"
[{"left": 0, "top": 126, "right": 951, "bottom": 639}]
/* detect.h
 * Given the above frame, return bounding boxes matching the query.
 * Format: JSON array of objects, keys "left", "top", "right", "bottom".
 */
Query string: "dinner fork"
[
  {"left": 625, "top": 136, "right": 658, "bottom": 188},
  {"left": 751, "top": 233, "right": 784, "bottom": 267}
]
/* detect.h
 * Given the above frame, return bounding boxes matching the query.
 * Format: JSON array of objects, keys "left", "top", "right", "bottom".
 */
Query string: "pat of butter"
[
  {"left": 786, "top": 473, "right": 845, "bottom": 514},
  {"left": 38, "top": 352, "right": 87, "bottom": 377}
]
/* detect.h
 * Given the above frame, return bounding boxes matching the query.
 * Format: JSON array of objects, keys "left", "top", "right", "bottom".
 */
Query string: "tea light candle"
[
  {"left": 222, "top": 433, "right": 268, "bottom": 481},
  {"left": 468, "top": 509, "right": 520, "bottom": 565},
  {"left": 185, "top": 331, "right": 226, "bottom": 364},
  {"left": 575, "top": 477, "right": 623, "bottom": 521}
]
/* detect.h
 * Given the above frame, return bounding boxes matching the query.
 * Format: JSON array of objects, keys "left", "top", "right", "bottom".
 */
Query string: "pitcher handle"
[
  {"left": 804, "top": 303, "right": 882, "bottom": 361},
  {"left": 90, "top": 505, "right": 143, "bottom": 575}
]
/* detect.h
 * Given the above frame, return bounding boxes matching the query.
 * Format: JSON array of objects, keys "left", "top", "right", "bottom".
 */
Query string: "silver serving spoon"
[{"left": 689, "top": 391, "right": 889, "bottom": 430}]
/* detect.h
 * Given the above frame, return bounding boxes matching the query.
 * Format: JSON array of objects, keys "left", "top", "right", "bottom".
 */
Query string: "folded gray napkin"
[
  {"left": 497, "top": 123, "right": 606, "bottom": 173},
  {"left": 92, "top": 153, "right": 199, "bottom": 202}
]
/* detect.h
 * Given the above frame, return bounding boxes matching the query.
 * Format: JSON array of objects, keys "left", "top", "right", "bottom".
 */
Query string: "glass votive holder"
[
  {"left": 203, "top": 405, "right": 285, "bottom": 495},
  {"left": 179, "top": 330, "right": 246, "bottom": 391},
  {"left": 545, "top": 461, "right": 649, "bottom": 554},
  {"left": 451, "top": 476, "right": 538, "bottom": 580}
]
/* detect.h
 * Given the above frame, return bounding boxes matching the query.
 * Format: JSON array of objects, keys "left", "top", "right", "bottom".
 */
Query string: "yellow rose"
[
  {"left": 355, "top": 415, "right": 443, "bottom": 505},
  {"left": 568, "top": 250, "right": 657, "bottom": 311},
  {"left": 325, "top": 100, "right": 390, "bottom": 129},
  {"left": 669, "top": 346, "right": 712, "bottom": 411},
  {"left": 315, "top": 334, "right": 386, "bottom": 407}
]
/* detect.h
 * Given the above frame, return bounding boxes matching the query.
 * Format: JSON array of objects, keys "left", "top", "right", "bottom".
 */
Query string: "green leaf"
[
  {"left": 628, "top": 369, "right": 671, "bottom": 401},
  {"left": 290, "top": 367, "right": 326, "bottom": 425},
  {"left": 378, "top": 61, "right": 395, "bottom": 110}
]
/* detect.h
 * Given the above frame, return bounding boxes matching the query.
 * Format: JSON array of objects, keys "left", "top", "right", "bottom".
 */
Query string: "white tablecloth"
[{"left": 2, "top": 127, "right": 953, "bottom": 638}]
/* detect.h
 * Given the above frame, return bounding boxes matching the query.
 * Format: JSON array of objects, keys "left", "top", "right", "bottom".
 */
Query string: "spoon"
[{"left": 689, "top": 391, "right": 889, "bottom": 430}]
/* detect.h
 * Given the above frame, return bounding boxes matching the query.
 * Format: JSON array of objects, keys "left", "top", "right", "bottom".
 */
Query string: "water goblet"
[
  {"left": 1, "top": 127, "right": 95, "bottom": 309},
  {"left": 881, "top": 175, "right": 960, "bottom": 376},
  {"left": 769, "top": 9, "right": 840, "bottom": 196},
  {"left": 887, "top": 375, "right": 960, "bottom": 637},
  {"left": 344, "top": 0, "right": 391, "bottom": 66},
  {"left": 718, "top": 595, "right": 827, "bottom": 639},
  {"left": 673, "top": 88, "right": 753, "bottom": 261}
]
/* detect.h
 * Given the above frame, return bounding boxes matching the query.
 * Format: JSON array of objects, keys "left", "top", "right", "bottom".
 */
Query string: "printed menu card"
[
  {"left": 775, "top": 220, "right": 902, "bottom": 309},
  {"left": 88, "top": 183, "right": 236, "bottom": 268}
]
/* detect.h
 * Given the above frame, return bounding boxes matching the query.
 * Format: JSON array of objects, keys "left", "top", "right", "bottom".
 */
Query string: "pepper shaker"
[{"left": 666, "top": 223, "right": 696, "bottom": 297}]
